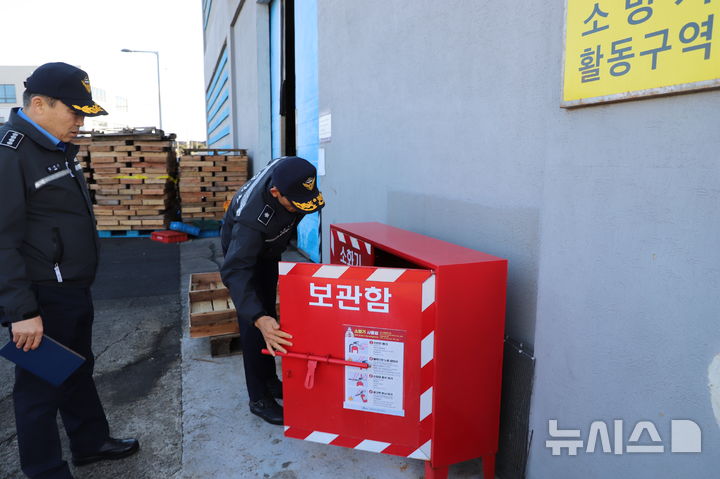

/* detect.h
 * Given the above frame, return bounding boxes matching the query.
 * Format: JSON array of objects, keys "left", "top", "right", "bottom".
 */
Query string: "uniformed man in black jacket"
[
  {"left": 0, "top": 63, "right": 138, "bottom": 479},
  {"left": 221, "top": 156, "right": 324, "bottom": 425}
]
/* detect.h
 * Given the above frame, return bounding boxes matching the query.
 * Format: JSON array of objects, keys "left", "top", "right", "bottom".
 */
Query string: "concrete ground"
[{"left": 1, "top": 237, "right": 488, "bottom": 479}]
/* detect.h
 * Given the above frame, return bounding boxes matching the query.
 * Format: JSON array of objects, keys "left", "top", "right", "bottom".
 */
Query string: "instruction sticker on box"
[{"left": 343, "top": 325, "right": 405, "bottom": 417}]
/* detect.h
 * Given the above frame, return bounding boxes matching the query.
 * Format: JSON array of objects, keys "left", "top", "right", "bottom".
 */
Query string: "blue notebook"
[{"left": 0, "top": 335, "right": 85, "bottom": 387}]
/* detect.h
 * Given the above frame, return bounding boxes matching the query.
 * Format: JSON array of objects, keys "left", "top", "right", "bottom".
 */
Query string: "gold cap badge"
[{"left": 303, "top": 177, "right": 316, "bottom": 191}]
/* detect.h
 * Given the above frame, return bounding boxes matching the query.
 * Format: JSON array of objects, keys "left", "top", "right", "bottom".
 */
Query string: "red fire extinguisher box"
[{"left": 276, "top": 222, "right": 507, "bottom": 479}]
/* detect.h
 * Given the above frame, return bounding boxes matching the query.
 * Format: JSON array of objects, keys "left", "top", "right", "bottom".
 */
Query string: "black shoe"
[
  {"left": 72, "top": 437, "right": 140, "bottom": 466},
  {"left": 249, "top": 397, "right": 284, "bottom": 425},
  {"left": 266, "top": 377, "right": 283, "bottom": 399}
]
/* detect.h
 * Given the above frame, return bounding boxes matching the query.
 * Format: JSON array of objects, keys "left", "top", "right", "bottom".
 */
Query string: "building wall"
[
  {"left": 203, "top": 0, "right": 271, "bottom": 166},
  {"left": 317, "top": 1, "right": 543, "bottom": 347},
  {"left": 203, "top": 0, "right": 236, "bottom": 149},
  {"left": 317, "top": 1, "right": 719, "bottom": 478},
  {"left": 229, "top": 2, "right": 271, "bottom": 163}
]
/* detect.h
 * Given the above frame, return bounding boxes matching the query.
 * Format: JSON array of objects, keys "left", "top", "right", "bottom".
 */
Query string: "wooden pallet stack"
[
  {"left": 86, "top": 131, "right": 179, "bottom": 231},
  {"left": 73, "top": 136, "right": 93, "bottom": 185},
  {"left": 178, "top": 149, "right": 249, "bottom": 221}
]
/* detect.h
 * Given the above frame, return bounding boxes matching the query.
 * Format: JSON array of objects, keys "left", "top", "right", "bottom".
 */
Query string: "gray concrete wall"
[
  {"left": 317, "top": 1, "right": 720, "bottom": 478},
  {"left": 317, "top": 0, "right": 543, "bottom": 346},
  {"left": 532, "top": 90, "right": 720, "bottom": 477},
  {"left": 229, "top": 2, "right": 272, "bottom": 168}
]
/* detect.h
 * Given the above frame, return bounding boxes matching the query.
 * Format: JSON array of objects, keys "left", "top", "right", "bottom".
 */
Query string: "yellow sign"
[{"left": 562, "top": 0, "right": 720, "bottom": 107}]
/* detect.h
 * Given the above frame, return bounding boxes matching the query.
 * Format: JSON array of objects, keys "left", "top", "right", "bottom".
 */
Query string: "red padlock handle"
[{"left": 305, "top": 360, "right": 317, "bottom": 389}]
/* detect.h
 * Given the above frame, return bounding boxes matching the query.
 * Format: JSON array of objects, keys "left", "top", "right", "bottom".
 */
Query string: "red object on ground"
[
  {"left": 150, "top": 230, "right": 189, "bottom": 244},
  {"left": 279, "top": 222, "right": 508, "bottom": 479}
]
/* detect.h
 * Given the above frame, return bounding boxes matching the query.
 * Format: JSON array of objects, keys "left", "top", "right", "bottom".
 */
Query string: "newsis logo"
[{"left": 546, "top": 419, "right": 702, "bottom": 456}]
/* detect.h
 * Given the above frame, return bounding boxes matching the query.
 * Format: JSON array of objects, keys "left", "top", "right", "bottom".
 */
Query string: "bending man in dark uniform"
[
  {"left": 221, "top": 156, "right": 324, "bottom": 425},
  {"left": 0, "top": 63, "right": 139, "bottom": 479}
]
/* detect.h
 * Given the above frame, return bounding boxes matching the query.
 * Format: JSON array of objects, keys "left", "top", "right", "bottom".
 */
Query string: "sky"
[{"left": 2, "top": 0, "right": 207, "bottom": 141}]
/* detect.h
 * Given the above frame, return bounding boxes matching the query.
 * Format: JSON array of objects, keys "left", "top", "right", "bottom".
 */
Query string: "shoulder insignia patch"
[
  {"left": 258, "top": 204, "right": 275, "bottom": 226},
  {"left": 46, "top": 162, "right": 63, "bottom": 173},
  {"left": 0, "top": 130, "right": 24, "bottom": 150}
]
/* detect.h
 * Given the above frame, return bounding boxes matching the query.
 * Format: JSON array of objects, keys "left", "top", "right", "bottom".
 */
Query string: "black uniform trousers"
[
  {"left": 11, "top": 284, "right": 109, "bottom": 479},
  {"left": 239, "top": 258, "right": 281, "bottom": 402}
]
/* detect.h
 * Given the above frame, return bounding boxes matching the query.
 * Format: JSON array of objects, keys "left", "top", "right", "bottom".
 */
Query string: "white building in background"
[
  {"left": 0, "top": 66, "right": 33, "bottom": 124},
  {"left": 0, "top": 65, "right": 131, "bottom": 131},
  {"left": 84, "top": 86, "right": 132, "bottom": 132}
]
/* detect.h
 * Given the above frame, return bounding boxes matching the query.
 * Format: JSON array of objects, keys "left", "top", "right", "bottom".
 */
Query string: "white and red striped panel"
[
  {"left": 279, "top": 262, "right": 436, "bottom": 462},
  {"left": 331, "top": 230, "right": 373, "bottom": 256},
  {"left": 330, "top": 229, "right": 376, "bottom": 266},
  {"left": 284, "top": 426, "right": 433, "bottom": 460}
]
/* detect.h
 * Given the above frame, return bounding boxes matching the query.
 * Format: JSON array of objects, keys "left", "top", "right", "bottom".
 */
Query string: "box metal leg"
[
  {"left": 482, "top": 454, "right": 496, "bottom": 479},
  {"left": 424, "top": 462, "right": 448, "bottom": 479}
]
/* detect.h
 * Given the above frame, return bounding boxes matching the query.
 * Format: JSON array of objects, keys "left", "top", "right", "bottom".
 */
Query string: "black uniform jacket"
[
  {"left": 0, "top": 108, "right": 99, "bottom": 324},
  {"left": 220, "top": 158, "right": 304, "bottom": 324}
]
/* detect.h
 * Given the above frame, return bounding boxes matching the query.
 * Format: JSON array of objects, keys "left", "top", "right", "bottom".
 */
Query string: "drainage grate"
[{"left": 496, "top": 337, "right": 535, "bottom": 479}]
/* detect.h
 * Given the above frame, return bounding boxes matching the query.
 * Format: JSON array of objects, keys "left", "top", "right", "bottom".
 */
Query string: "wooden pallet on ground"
[{"left": 188, "top": 272, "right": 239, "bottom": 339}]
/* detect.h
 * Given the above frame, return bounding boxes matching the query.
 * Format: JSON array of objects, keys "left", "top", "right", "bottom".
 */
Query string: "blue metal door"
[{"left": 294, "top": 0, "right": 321, "bottom": 262}]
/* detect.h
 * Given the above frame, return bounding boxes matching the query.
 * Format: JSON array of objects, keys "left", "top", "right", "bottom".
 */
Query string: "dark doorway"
[{"left": 279, "top": 0, "right": 296, "bottom": 156}]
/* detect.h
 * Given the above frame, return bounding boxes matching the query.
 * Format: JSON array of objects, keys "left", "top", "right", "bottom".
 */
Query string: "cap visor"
[
  {"left": 64, "top": 100, "right": 108, "bottom": 117},
  {"left": 291, "top": 191, "right": 325, "bottom": 213}
]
